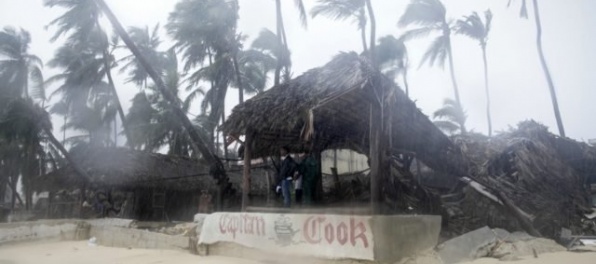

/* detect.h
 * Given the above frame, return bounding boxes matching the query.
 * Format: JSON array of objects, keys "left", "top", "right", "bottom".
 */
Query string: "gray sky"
[{"left": 1, "top": 0, "right": 594, "bottom": 141}]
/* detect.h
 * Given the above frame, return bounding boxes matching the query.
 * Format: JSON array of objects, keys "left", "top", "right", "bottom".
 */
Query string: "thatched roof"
[
  {"left": 222, "top": 52, "right": 467, "bottom": 176},
  {"left": 35, "top": 146, "right": 214, "bottom": 191}
]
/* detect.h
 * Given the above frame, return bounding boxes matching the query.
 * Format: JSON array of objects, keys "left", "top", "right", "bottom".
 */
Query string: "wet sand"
[
  {"left": 0, "top": 241, "right": 261, "bottom": 264},
  {"left": 2, "top": 240, "right": 596, "bottom": 264}
]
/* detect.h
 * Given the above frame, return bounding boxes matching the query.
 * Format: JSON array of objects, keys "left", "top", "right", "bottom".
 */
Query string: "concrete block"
[
  {"left": 371, "top": 215, "right": 442, "bottom": 263},
  {"left": 438, "top": 227, "right": 497, "bottom": 264},
  {"left": 0, "top": 219, "right": 84, "bottom": 244}
]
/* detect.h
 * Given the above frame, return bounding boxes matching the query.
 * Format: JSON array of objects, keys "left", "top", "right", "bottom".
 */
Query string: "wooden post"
[
  {"left": 369, "top": 103, "right": 383, "bottom": 214},
  {"left": 241, "top": 129, "right": 253, "bottom": 211}
]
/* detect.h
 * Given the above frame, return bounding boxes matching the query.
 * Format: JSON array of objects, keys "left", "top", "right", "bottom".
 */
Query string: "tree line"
[{"left": 0, "top": 0, "right": 564, "bottom": 210}]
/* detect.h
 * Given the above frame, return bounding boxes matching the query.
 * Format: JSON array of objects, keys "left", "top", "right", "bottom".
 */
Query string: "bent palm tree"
[
  {"left": 94, "top": 0, "right": 229, "bottom": 208},
  {"left": 44, "top": 0, "right": 133, "bottom": 146},
  {"left": 455, "top": 10, "right": 493, "bottom": 136},
  {"left": 311, "top": 0, "right": 368, "bottom": 52},
  {"left": 508, "top": 0, "right": 565, "bottom": 137},
  {"left": 398, "top": 0, "right": 465, "bottom": 133},
  {"left": 0, "top": 27, "right": 44, "bottom": 101},
  {"left": 433, "top": 98, "right": 467, "bottom": 135}
]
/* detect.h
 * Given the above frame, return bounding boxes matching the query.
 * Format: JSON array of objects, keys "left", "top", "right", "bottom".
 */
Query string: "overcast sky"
[{"left": 1, "top": 0, "right": 594, "bottom": 141}]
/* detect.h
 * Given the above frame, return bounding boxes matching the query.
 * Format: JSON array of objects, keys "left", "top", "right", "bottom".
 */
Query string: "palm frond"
[
  {"left": 311, "top": 0, "right": 364, "bottom": 23},
  {"left": 398, "top": 0, "right": 446, "bottom": 28},
  {"left": 29, "top": 66, "right": 45, "bottom": 101},
  {"left": 399, "top": 26, "right": 438, "bottom": 42},
  {"left": 294, "top": 0, "right": 308, "bottom": 28},
  {"left": 419, "top": 34, "right": 449, "bottom": 68},
  {"left": 433, "top": 120, "right": 459, "bottom": 134},
  {"left": 433, "top": 98, "right": 466, "bottom": 125}
]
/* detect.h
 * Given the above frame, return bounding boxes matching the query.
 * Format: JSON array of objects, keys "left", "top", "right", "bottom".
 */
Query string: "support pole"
[
  {"left": 369, "top": 103, "right": 382, "bottom": 214},
  {"left": 241, "top": 129, "right": 253, "bottom": 211}
]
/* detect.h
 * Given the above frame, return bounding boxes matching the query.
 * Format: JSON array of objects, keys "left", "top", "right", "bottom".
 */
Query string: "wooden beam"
[
  {"left": 241, "top": 129, "right": 253, "bottom": 211},
  {"left": 369, "top": 102, "right": 382, "bottom": 214}
]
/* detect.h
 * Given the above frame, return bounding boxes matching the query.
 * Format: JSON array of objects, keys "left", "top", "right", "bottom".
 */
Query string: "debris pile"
[{"left": 442, "top": 121, "right": 596, "bottom": 239}]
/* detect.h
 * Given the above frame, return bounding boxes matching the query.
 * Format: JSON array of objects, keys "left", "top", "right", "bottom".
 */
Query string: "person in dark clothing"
[
  {"left": 299, "top": 151, "right": 319, "bottom": 205},
  {"left": 276, "top": 146, "right": 297, "bottom": 207}
]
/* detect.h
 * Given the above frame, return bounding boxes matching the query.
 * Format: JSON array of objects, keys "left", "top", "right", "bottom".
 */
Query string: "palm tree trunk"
[
  {"left": 481, "top": 45, "right": 492, "bottom": 137},
  {"left": 365, "top": 0, "right": 376, "bottom": 65},
  {"left": 95, "top": 0, "right": 228, "bottom": 209},
  {"left": 403, "top": 67, "right": 410, "bottom": 97},
  {"left": 275, "top": 0, "right": 287, "bottom": 85},
  {"left": 359, "top": 10, "right": 368, "bottom": 53},
  {"left": 446, "top": 39, "right": 466, "bottom": 134},
  {"left": 63, "top": 115, "right": 67, "bottom": 143},
  {"left": 222, "top": 110, "right": 228, "bottom": 162},
  {"left": 103, "top": 50, "right": 134, "bottom": 147},
  {"left": 531, "top": 0, "right": 565, "bottom": 137},
  {"left": 22, "top": 68, "right": 29, "bottom": 99},
  {"left": 232, "top": 53, "right": 244, "bottom": 103},
  {"left": 45, "top": 127, "right": 91, "bottom": 181}
]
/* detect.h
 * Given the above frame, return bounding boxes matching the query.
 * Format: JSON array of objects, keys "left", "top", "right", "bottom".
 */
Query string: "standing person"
[
  {"left": 300, "top": 151, "right": 319, "bottom": 205},
  {"left": 294, "top": 153, "right": 304, "bottom": 206},
  {"left": 276, "top": 146, "right": 296, "bottom": 207}
]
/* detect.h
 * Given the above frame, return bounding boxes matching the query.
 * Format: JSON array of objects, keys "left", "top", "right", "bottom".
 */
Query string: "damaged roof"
[{"left": 222, "top": 52, "right": 468, "bottom": 176}]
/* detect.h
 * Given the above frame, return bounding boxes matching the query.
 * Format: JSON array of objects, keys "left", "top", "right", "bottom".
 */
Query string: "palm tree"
[
  {"left": 0, "top": 27, "right": 44, "bottom": 101},
  {"left": 44, "top": 0, "right": 133, "bottom": 146},
  {"left": 126, "top": 50, "right": 194, "bottom": 156},
  {"left": 0, "top": 98, "right": 93, "bottom": 209},
  {"left": 433, "top": 98, "right": 467, "bottom": 135},
  {"left": 234, "top": 49, "right": 276, "bottom": 94},
  {"left": 251, "top": 28, "right": 287, "bottom": 79},
  {"left": 311, "top": 0, "right": 368, "bottom": 52},
  {"left": 274, "top": 0, "right": 307, "bottom": 85},
  {"left": 167, "top": 0, "right": 239, "bottom": 133},
  {"left": 0, "top": 27, "right": 46, "bottom": 209},
  {"left": 455, "top": 10, "right": 493, "bottom": 136},
  {"left": 508, "top": 0, "right": 565, "bottom": 137},
  {"left": 375, "top": 35, "right": 410, "bottom": 96},
  {"left": 46, "top": 40, "right": 116, "bottom": 146},
  {"left": 118, "top": 24, "right": 165, "bottom": 88},
  {"left": 398, "top": 0, "right": 466, "bottom": 133}
]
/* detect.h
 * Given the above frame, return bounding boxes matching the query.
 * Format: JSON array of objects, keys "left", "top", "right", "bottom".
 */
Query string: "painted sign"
[{"left": 199, "top": 212, "right": 374, "bottom": 260}]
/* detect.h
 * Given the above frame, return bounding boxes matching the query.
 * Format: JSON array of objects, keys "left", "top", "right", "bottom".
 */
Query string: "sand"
[
  {"left": 459, "top": 251, "right": 596, "bottom": 264},
  {"left": 0, "top": 241, "right": 261, "bottom": 264},
  {"left": 1, "top": 241, "right": 596, "bottom": 264}
]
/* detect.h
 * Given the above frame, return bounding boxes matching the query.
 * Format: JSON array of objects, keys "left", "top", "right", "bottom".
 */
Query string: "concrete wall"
[
  {"left": 0, "top": 218, "right": 190, "bottom": 251},
  {"left": 90, "top": 226, "right": 189, "bottom": 250},
  {"left": 0, "top": 219, "right": 87, "bottom": 245},
  {"left": 321, "top": 149, "right": 368, "bottom": 175}
]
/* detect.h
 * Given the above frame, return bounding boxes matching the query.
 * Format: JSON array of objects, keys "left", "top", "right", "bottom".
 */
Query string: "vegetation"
[
  {"left": 455, "top": 10, "right": 493, "bottom": 136},
  {"left": 0, "top": 0, "right": 574, "bottom": 210}
]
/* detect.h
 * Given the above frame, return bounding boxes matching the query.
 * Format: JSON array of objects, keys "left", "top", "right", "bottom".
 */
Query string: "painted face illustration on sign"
[{"left": 273, "top": 215, "right": 299, "bottom": 246}]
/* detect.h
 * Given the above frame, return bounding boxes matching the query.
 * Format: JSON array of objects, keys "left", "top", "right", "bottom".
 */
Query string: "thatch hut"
[
  {"left": 222, "top": 52, "right": 468, "bottom": 211},
  {"left": 35, "top": 145, "right": 272, "bottom": 221}
]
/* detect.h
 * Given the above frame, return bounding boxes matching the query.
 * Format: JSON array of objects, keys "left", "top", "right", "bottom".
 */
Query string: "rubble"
[
  {"left": 437, "top": 227, "right": 565, "bottom": 264},
  {"left": 441, "top": 121, "right": 596, "bottom": 239}
]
